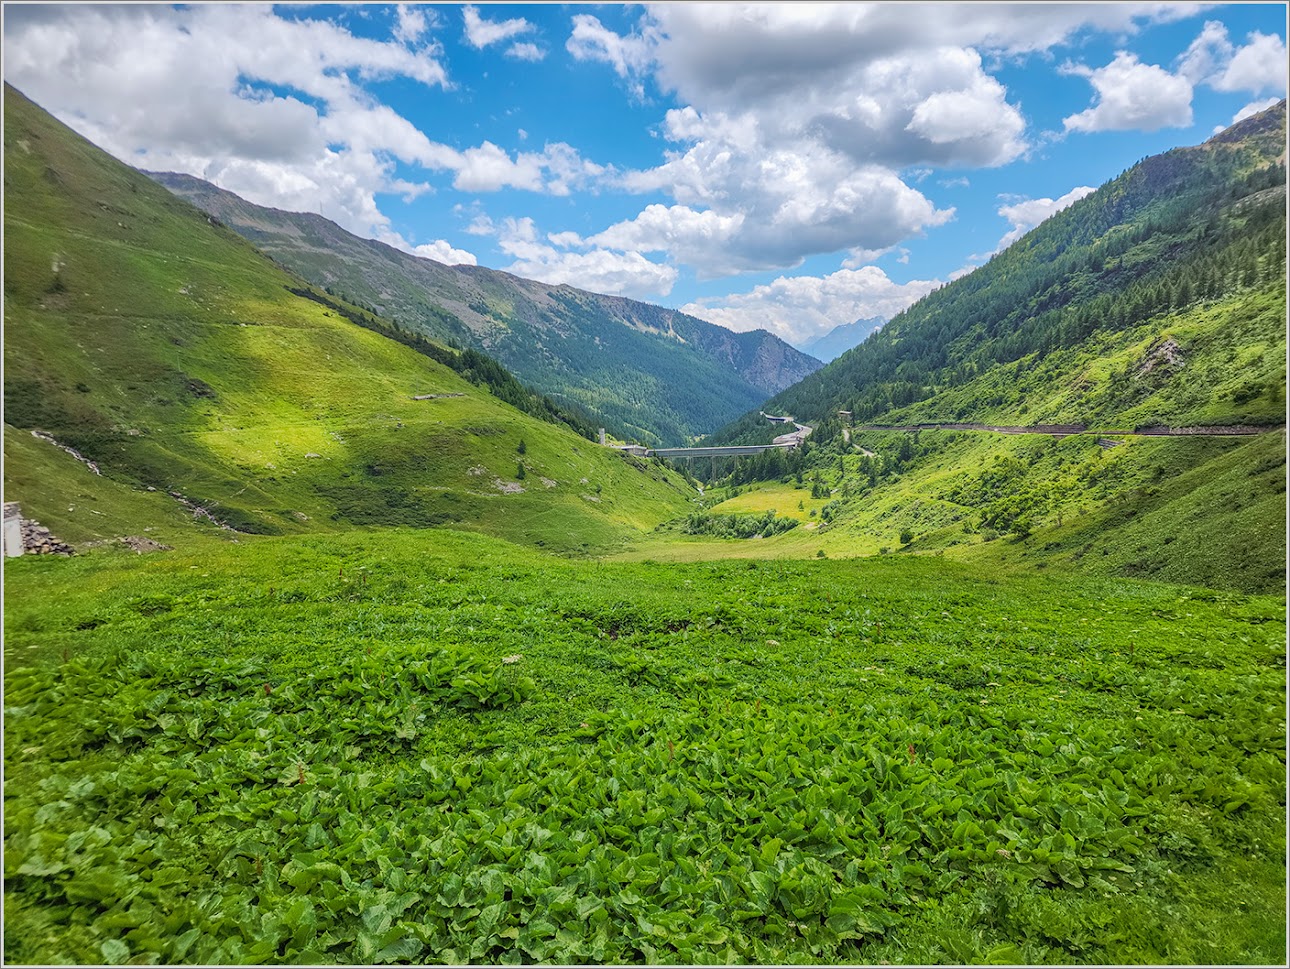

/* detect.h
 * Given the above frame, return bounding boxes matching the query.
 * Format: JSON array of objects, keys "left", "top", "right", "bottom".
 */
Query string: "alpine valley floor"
[{"left": 3, "top": 528, "right": 1285, "bottom": 965}]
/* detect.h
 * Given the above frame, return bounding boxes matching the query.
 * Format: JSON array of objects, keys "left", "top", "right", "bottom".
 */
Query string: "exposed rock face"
[{"left": 1135, "top": 338, "right": 1185, "bottom": 378}]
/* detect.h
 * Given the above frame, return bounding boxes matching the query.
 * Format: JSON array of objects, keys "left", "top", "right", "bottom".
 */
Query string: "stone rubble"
[{"left": 19, "top": 518, "right": 75, "bottom": 555}]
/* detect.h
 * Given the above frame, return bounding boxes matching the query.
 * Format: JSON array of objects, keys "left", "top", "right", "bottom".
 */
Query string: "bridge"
[{"left": 606, "top": 415, "right": 813, "bottom": 459}]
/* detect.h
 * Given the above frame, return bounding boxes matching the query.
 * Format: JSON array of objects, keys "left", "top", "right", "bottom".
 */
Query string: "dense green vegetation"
[
  {"left": 283, "top": 284, "right": 601, "bottom": 441},
  {"left": 680, "top": 509, "right": 800, "bottom": 539},
  {"left": 691, "top": 103, "right": 1285, "bottom": 594},
  {"left": 148, "top": 172, "right": 821, "bottom": 447},
  {"left": 2, "top": 82, "right": 695, "bottom": 553},
  {"left": 656, "top": 426, "right": 1284, "bottom": 594},
  {"left": 4, "top": 532, "right": 1285, "bottom": 965}
]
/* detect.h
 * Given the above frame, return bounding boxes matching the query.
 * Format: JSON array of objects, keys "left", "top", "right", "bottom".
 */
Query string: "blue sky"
[{"left": 4, "top": 3, "right": 1287, "bottom": 347}]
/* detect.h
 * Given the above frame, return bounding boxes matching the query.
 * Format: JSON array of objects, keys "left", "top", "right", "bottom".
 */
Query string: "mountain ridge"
[
  {"left": 2, "top": 81, "right": 696, "bottom": 551},
  {"left": 707, "top": 99, "right": 1287, "bottom": 443},
  {"left": 797, "top": 316, "right": 886, "bottom": 363},
  {"left": 145, "top": 171, "right": 822, "bottom": 446}
]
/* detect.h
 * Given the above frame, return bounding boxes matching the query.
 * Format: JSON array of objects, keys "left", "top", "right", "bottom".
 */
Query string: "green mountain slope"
[
  {"left": 712, "top": 101, "right": 1286, "bottom": 442},
  {"left": 145, "top": 171, "right": 822, "bottom": 446},
  {"left": 683, "top": 104, "right": 1285, "bottom": 592},
  {"left": 2, "top": 82, "right": 696, "bottom": 552}
]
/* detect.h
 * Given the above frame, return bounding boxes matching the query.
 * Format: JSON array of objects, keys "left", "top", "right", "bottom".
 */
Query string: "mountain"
[
  {"left": 2, "top": 82, "right": 696, "bottom": 552},
  {"left": 145, "top": 172, "right": 822, "bottom": 446},
  {"left": 712, "top": 101, "right": 1287, "bottom": 441},
  {"left": 696, "top": 101, "right": 1286, "bottom": 592},
  {"left": 797, "top": 316, "right": 885, "bottom": 362}
]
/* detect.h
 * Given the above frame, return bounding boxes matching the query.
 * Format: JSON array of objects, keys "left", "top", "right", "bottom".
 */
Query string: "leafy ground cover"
[{"left": 4, "top": 530, "right": 1284, "bottom": 964}]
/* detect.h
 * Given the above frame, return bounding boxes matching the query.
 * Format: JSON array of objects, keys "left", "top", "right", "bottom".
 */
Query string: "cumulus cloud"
[
  {"left": 563, "top": 3, "right": 1145, "bottom": 277},
  {"left": 1062, "top": 52, "right": 1193, "bottom": 132},
  {"left": 680, "top": 266, "right": 942, "bottom": 346},
  {"left": 462, "top": 5, "right": 533, "bottom": 49},
  {"left": 611, "top": 115, "right": 954, "bottom": 277},
  {"left": 995, "top": 185, "right": 1097, "bottom": 250},
  {"left": 1179, "top": 21, "right": 1288, "bottom": 96},
  {"left": 1214, "top": 31, "right": 1288, "bottom": 95},
  {"left": 572, "top": 4, "right": 1201, "bottom": 166},
  {"left": 1, "top": 4, "right": 603, "bottom": 246},
  {"left": 411, "top": 239, "right": 478, "bottom": 266},
  {"left": 493, "top": 218, "right": 677, "bottom": 299}
]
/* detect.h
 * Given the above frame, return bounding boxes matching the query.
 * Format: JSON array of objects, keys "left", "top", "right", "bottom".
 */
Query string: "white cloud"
[
  {"left": 573, "top": 4, "right": 1201, "bottom": 165},
  {"left": 506, "top": 42, "right": 545, "bottom": 62},
  {"left": 465, "top": 214, "right": 496, "bottom": 236},
  {"left": 1, "top": 4, "right": 452, "bottom": 241},
  {"left": 1177, "top": 20, "right": 1233, "bottom": 84},
  {"left": 680, "top": 266, "right": 942, "bottom": 346},
  {"left": 1062, "top": 52, "right": 1193, "bottom": 132},
  {"left": 1179, "top": 21, "right": 1288, "bottom": 96},
  {"left": 393, "top": 4, "right": 430, "bottom": 46},
  {"left": 494, "top": 218, "right": 677, "bottom": 299},
  {"left": 587, "top": 204, "right": 744, "bottom": 264},
  {"left": 0, "top": 5, "right": 606, "bottom": 248},
  {"left": 462, "top": 5, "right": 533, "bottom": 49},
  {"left": 1214, "top": 31, "right": 1288, "bottom": 95},
  {"left": 564, "top": 5, "right": 1080, "bottom": 277},
  {"left": 610, "top": 119, "right": 954, "bottom": 277},
  {"left": 452, "top": 142, "right": 544, "bottom": 192},
  {"left": 566, "top": 13, "right": 655, "bottom": 96},
  {"left": 841, "top": 246, "right": 898, "bottom": 269},
  {"left": 411, "top": 239, "right": 478, "bottom": 266},
  {"left": 995, "top": 185, "right": 1097, "bottom": 250}
]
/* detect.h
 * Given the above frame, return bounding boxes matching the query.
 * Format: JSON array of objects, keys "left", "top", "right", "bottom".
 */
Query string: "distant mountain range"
[
  {"left": 796, "top": 317, "right": 886, "bottom": 363},
  {"left": 146, "top": 172, "right": 821, "bottom": 446}
]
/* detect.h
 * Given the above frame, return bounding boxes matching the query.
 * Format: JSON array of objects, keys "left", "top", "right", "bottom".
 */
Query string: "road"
[{"left": 851, "top": 422, "right": 1281, "bottom": 438}]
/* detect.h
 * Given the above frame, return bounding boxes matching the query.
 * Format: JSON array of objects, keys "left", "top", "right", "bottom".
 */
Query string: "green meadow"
[{"left": 3, "top": 530, "right": 1285, "bottom": 965}]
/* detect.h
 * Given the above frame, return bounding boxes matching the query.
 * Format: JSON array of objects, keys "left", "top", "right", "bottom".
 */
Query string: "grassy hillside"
[
  {"left": 679, "top": 104, "right": 1285, "bottom": 591},
  {"left": 2, "top": 83, "right": 695, "bottom": 552},
  {"left": 646, "top": 426, "right": 1283, "bottom": 591},
  {"left": 147, "top": 172, "right": 821, "bottom": 446},
  {"left": 4, "top": 531, "right": 1284, "bottom": 964},
  {"left": 711, "top": 100, "right": 1286, "bottom": 443}
]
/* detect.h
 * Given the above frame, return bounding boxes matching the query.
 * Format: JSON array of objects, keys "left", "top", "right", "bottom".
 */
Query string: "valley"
[{"left": 2, "top": 64, "right": 1285, "bottom": 969}]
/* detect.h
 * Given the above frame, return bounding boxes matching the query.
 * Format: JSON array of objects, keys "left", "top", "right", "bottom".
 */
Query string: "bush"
[{"left": 682, "top": 511, "right": 799, "bottom": 539}]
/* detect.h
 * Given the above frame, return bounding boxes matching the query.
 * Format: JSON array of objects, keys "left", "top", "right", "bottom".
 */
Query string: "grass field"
[{"left": 4, "top": 530, "right": 1284, "bottom": 965}]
